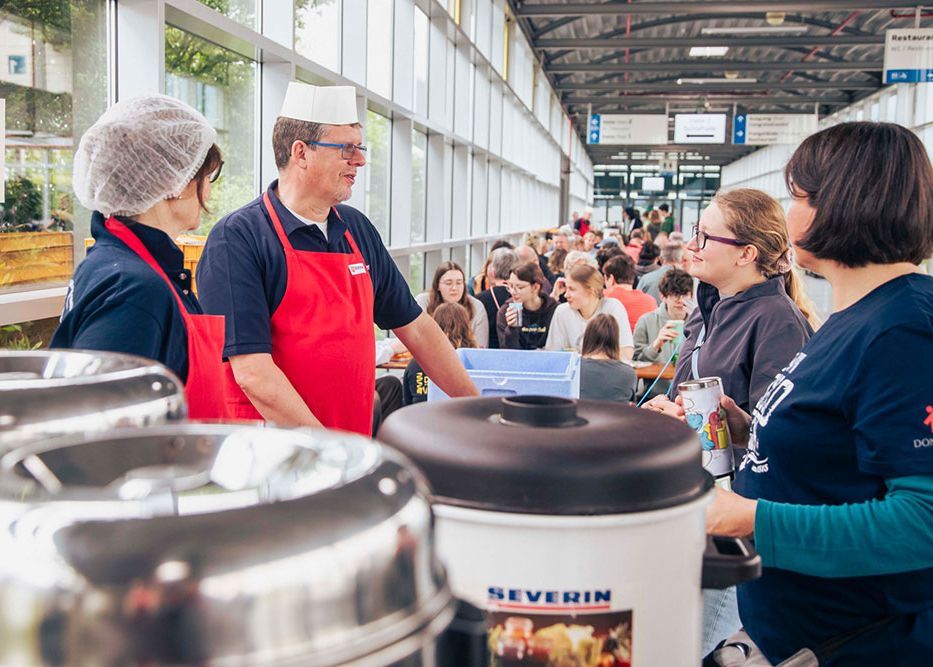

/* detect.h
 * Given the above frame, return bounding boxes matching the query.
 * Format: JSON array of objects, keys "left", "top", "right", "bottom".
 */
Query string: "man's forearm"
[
  {"left": 228, "top": 353, "right": 324, "bottom": 427},
  {"left": 395, "top": 313, "right": 479, "bottom": 398}
]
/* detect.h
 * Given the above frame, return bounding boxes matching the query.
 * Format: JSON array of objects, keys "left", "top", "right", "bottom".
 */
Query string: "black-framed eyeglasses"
[
  {"left": 691, "top": 224, "right": 749, "bottom": 250},
  {"left": 209, "top": 160, "right": 224, "bottom": 183},
  {"left": 305, "top": 141, "right": 368, "bottom": 160}
]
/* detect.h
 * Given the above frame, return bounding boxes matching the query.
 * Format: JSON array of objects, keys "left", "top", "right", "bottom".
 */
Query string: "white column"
[
  {"left": 451, "top": 144, "right": 470, "bottom": 239},
  {"left": 393, "top": 0, "right": 414, "bottom": 110},
  {"left": 342, "top": 0, "right": 367, "bottom": 85},
  {"left": 115, "top": 0, "right": 164, "bottom": 100},
  {"left": 471, "top": 155, "right": 488, "bottom": 236},
  {"left": 261, "top": 0, "right": 293, "bottom": 48},
  {"left": 425, "top": 133, "right": 451, "bottom": 243},
  {"left": 260, "top": 61, "right": 294, "bottom": 188},
  {"left": 427, "top": 14, "right": 448, "bottom": 125},
  {"left": 390, "top": 116, "right": 413, "bottom": 247}
]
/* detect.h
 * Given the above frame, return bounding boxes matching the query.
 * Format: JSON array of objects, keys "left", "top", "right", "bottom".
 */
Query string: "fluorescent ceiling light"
[
  {"left": 677, "top": 77, "right": 758, "bottom": 84},
  {"left": 689, "top": 46, "right": 729, "bottom": 57},
  {"left": 700, "top": 26, "right": 807, "bottom": 35}
]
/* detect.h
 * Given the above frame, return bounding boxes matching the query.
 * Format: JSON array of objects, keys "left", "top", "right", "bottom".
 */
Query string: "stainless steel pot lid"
[
  {"left": 0, "top": 424, "right": 453, "bottom": 666},
  {"left": 0, "top": 350, "right": 185, "bottom": 452}
]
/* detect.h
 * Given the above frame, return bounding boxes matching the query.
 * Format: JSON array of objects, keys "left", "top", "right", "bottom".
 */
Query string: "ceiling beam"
[
  {"left": 565, "top": 95, "right": 850, "bottom": 104},
  {"left": 517, "top": 2, "right": 921, "bottom": 18},
  {"left": 535, "top": 35, "right": 883, "bottom": 49},
  {"left": 542, "top": 13, "right": 873, "bottom": 62},
  {"left": 550, "top": 60, "right": 881, "bottom": 73},
  {"left": 556, "top": 81, "right": 880, "bottom": 91}
]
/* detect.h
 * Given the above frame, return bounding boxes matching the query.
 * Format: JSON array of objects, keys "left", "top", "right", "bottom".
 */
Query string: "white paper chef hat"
[{"left": 278, "top": 82, "right": 359, "bottom": 125}]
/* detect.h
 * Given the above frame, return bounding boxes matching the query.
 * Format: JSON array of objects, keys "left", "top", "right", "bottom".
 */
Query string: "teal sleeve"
[{"left": 754, "top": 475, "right": 933, "bottom": 578}]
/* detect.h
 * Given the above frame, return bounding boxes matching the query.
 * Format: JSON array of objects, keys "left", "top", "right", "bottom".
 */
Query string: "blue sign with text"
[
  {"left": 588, "top": 114, "right": 601, "bottom": 144},
  {"left": 885, "top": 68, "right": 933, "bottom": 83}
]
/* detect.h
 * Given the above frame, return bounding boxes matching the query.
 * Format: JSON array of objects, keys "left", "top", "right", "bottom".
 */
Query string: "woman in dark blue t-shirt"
[{"left": 707, "top": 122, "right": 933, "bottom": 666}]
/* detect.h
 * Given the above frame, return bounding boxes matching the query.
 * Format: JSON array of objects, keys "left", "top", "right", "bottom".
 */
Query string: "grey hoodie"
[{"left": 671, "top": 277, "right": 813, "bottom": 415}]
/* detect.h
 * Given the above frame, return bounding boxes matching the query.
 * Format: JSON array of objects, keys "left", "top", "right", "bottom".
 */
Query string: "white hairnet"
[{"left": 73, "top": 95, "right": 217, "bottom": 216}]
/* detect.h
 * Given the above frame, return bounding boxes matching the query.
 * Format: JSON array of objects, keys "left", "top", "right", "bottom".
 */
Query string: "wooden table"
[
  {"left": 377, "top": 359, "right": 410, "bottom": 371},
  {"left": 634, "top": 362, "right": 675, "bottom": 381}
]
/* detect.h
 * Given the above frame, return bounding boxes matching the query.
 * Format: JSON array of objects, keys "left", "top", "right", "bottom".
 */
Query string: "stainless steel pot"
[
  {"left": 0, "top": 424, "right": 453, "bottom": 666},
  {"left": 0, "top": 350, "right": 185, "bottom": 453}
]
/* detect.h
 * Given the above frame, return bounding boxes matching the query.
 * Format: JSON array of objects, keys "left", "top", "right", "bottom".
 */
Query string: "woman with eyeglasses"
[
  {"left": 641, "top": 188, "right": 817, "bottom": 656},
  {"left": 52, "top": 95, "right": 228, "bottom": 418},
  {"left": 497, "top": 261, "right": 559, "bottom": 350},
  {"left": 416, "top": 261, "right": 489, "bottom": 348}
]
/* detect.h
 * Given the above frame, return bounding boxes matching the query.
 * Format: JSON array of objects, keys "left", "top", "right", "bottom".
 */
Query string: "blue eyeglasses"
[{"left": 305, "top": 141, "right": 368, "bottom": 160}]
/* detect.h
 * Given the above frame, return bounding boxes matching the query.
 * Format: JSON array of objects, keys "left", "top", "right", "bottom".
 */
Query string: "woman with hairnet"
[{"left": 51, "top": 95, "right": 227, "bottom": 418}]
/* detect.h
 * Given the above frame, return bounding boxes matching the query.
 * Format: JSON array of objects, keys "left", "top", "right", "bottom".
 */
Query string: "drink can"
[
  {"left": 677, "top": 376, "right": 734, "bottom": 479},
  {"left": 508, "top": 301, "right": 523, "bottom": 327}
]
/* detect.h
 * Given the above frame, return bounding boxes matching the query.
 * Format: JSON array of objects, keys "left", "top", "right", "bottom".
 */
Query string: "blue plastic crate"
[{"left": 427, "top": 348, "right": 581, "bottom": 401}]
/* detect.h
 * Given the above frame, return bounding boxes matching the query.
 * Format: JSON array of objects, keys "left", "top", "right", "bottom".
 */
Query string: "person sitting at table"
[
  {"left": 635, "top": 241, "right": 662, "bottom": 280},
  {"left": 547, "top": 248, "right": 568, "bottom": 281},
  {"left": 705, "top": 121, "right": 933, "bottom": 667},
  {"left": 551, "top": 250, "right": 598, "bottom": 302},
  {"left": 603, "top": 254, "right": 656, "bottom": 334},
  {"left": 624, "top": 228, "right": 645, "bottom": 263},
  {"left": 545, "top": 264, "right": 633, "bottom": 360},
  {"left": 633, "top": 268, "right": 694, "bottom": 399},
  {"left": 403, "top": 303, "right": 477, "bottom": 405},
  {"left": 416, "top": 261, "right": 488, "bottom": 348},
  {"left": 497, "top": 261, "right": 559, "bottom": 350},
  {"left": 641, "top": 187, "right": 816, "bottom": 656},
  {"left": 579, "top": 314, "right": 637, "bottom": 402},
  {"left": 470, "top": 240, "right": 513, "bottom": 296},
  {"left": 477, "top": 248, "right": 519, "bottom": 349}
]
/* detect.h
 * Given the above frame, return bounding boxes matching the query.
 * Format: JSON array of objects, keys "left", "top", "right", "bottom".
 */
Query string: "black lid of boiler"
[{"left": 378, "top": 396, "right": 711, "bottom": 515}]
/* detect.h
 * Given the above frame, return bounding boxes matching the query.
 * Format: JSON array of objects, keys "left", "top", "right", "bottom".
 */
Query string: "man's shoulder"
[
  {"left": 209, "top": 196, "right": 267, "bottom": 238},
  {"left": 633, "top": 290, "right": 658, "bottom": 306}
]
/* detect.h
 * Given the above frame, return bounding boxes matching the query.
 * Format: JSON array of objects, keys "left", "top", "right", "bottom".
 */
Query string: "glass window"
[
  {"left": 411, "top": 129, "right": 427, "bottom": 243},
  {"left": 165, "top": 26, "right": 257, "bottom": 235},
  {"left": 408, "top": 252, "right": 424, "bottom": 294},
  {"left": 367, "top": 0, "right": 392, "bottom": 99},
  {"left": 364, "top": 110, "right": 391, "bottom": 240},
  {"left": 1, "top": 0, "right": 108, "bottom": 293},
  {"left": 199, "top": 0, "right": 256, "bottom": 29},
  {"left": 295, "top": 0, "right": 341, "bottom": 72},
  {"left": 413, "top": 7, "right": 429, "bottom": 116}
]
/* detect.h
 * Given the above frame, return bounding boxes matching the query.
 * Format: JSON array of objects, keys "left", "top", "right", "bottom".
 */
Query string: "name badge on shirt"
[{"left": 348, "top": 262, "right": 367, "bottom": 275}]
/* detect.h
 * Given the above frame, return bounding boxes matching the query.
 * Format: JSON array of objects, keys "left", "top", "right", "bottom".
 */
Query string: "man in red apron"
[{"left": 198, "top": 83, "right": 477, "bottom": 434}]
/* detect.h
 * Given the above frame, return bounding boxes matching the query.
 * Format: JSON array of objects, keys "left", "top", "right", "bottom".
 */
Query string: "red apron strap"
[
  {"left": 343, "top": 228, "right": 365, "bottom": 259},
  {"left": 104, "top": 217, "right": 191, "bottom": 323},
  {"left": 263, "top": 192, "right": 294, "bottom": 254}
]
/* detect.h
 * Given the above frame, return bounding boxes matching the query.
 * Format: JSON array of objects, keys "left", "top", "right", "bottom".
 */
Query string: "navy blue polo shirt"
[
  {"left": 196, "top": 180, "right": 421, "bottom": 358},
  {"left": 739, "top": 273, "right": 933, "bottom": 664},
  {"left": 51, "top": 212, "right": 199, "bottom": 382}
]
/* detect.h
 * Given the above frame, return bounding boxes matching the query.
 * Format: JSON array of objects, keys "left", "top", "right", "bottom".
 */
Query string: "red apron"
[
  {"left": 104, "top": 217, "right": 227, "bottom": 419},
  {"left": 223, "top": 193, "right": 376, "bottom": 435}
]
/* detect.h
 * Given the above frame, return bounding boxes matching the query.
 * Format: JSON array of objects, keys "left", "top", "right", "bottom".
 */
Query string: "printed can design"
[{"left": 679, "top": 377, "right": 735, "bottom": 478}]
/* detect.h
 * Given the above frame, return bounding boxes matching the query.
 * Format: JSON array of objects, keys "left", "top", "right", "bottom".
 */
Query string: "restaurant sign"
[
  {"left": 884, "top": 28, "right": 933, "bottom": 83},
  {"left": 733, "top": 113, "right": 818, "bottom": 146}
]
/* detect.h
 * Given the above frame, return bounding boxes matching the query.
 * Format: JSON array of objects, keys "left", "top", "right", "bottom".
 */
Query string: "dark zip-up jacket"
[{"left": 671, "top": 277, "right": 813, "bottom": 415}]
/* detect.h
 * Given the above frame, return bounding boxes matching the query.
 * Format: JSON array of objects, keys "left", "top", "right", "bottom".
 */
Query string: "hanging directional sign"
[
  {"left": 733, "top": 113, "right": 818, "bottom": 145},
  {"left": 884, "top": 28, "right": 933, "bottom": 83},
  {"left": 587, "top": 114, "right": 668, "bottom": 145},
  {"left": 673, "top": 114, "right": 727, "bottom": 144}
]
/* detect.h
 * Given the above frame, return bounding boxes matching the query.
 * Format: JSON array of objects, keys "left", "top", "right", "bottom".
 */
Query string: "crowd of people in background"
[{"left": 392, "top": 200, "right": 703, "bottom": 406}]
